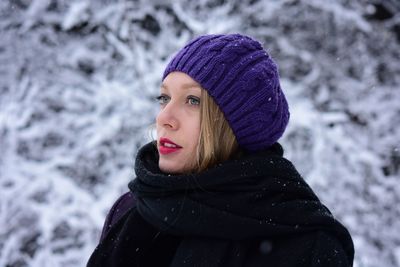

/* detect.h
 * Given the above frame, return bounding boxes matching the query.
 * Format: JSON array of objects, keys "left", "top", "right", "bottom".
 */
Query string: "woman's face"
[{"left": 156, "top": 71, "right": 202, "bottom": 174}]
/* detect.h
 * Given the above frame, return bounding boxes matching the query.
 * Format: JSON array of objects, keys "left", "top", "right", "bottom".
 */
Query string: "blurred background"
[{"left": 0, "top": 0, "right": 399, "bottom": 266}]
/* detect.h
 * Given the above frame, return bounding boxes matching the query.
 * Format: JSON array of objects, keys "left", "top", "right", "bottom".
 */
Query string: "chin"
[
  {"left": 159, "top": 160, "right": 195, "bottom": 175},
  {"left": 159, "top": 162, "right": 183, "bottom": 174}
]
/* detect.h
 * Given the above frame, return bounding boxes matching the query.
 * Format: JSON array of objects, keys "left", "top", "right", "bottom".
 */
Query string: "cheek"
[
  {"left": 155, "top": 124, "right": 161, "bottom": 137},
  {"left": 155, "top": 113, "right": 162, "bottom": 130},
  {"left": 189, "top": 125, "right": 201, "bottom": 154},
  {"left": 155, "top": 113, "right": 164, "bottom": 137}
]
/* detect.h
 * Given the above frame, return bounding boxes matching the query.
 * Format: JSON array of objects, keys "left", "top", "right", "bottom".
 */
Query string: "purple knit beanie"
[{"left": 162, "top": 33, "right": 290, "bottom": 151}]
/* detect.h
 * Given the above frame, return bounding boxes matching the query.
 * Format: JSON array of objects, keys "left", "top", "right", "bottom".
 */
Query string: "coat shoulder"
[
  {"left": 99, "top": 191, "right": 136, "bottom": 242},
  {"left": 309, "top": 231, "right": 353, "bottom": 267}
]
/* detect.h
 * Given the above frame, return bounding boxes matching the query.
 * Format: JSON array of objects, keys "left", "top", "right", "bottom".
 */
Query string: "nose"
[{"left": 156, "top": 102, "right": 179, "bottom": 130}]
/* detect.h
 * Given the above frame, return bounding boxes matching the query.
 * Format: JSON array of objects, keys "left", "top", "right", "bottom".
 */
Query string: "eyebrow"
[{"left": 161, "top": 83, "right": 201, "bottom": 90}]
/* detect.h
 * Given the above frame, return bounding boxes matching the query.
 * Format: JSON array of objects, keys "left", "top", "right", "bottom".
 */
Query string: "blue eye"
[
  {"left": 156, "top": 95, "right": 169, "bottom": 105},
  {"left": 188, "top": 96, "right": 200, "bottom": 106}
]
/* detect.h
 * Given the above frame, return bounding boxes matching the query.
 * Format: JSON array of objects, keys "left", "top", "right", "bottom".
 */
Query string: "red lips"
[{"left": 159, "top": 137, "right": 182, "bottom": 155}]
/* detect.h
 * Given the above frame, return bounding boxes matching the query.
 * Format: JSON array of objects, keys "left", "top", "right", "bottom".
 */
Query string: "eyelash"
[
  {"left": 188, "top": 97, "right": 201, "bottom": 105},
  {"left": 155, "top": 95, "right": 169, "bottom": 104},
  {"left": 155, "top": 94, "right": 200, "bottom": 106}
]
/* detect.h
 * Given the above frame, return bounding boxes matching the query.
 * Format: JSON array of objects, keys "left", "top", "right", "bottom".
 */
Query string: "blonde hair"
[{"left": 193, "top": 89, "right": 242, "bottom": 173}]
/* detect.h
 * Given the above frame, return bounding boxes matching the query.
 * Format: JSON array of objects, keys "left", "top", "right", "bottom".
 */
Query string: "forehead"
[{"left": 161, "top": 72, "right": 202, "bottom": 91}]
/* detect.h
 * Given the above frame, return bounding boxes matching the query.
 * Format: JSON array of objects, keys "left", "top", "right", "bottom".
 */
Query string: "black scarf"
[{"left": 90, "top": 141, "right": 354, "bottom": 266}]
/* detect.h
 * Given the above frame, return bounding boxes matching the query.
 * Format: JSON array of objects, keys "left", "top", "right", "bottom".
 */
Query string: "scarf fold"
[{"left": 128, "top": 141, "right": 354, "bottom": 266}]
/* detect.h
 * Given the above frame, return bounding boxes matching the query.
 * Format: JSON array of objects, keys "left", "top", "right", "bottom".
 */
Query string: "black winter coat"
[{"left": 87, "top": 141, "right": 354, "bottom": 267}]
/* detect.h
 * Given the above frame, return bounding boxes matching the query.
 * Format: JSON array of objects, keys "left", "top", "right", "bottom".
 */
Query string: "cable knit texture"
[{"left": 163, "top": 33, "right": 290, "bottom": 151}]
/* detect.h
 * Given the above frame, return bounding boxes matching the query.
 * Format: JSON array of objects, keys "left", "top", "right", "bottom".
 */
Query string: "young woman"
[{"left": 87, "top": 33, "right": 354, "bottom": 267}]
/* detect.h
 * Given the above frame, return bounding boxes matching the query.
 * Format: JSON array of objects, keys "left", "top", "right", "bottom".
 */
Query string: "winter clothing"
[
  {"left": 87, "top": 141, "right": 354, "bottom": 267},
  {"left": 99, "top": 191, "right": 136, "bottom": 242},
  {"left": 163, "top": 34, "right": 289, "bottom": 151}
]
